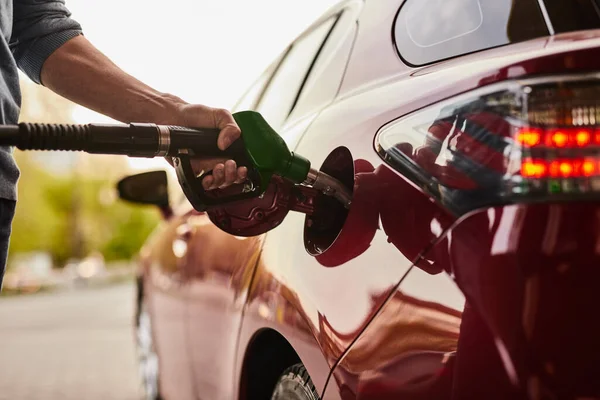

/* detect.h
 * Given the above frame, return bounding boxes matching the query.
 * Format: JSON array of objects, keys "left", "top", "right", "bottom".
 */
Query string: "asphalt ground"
[{"left": 0, "top": 283, "right": 142, "bottom": 400}]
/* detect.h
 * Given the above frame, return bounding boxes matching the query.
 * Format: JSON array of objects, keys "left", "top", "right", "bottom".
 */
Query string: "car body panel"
[
  {"left": 140, "top": 208, "right": 263, "bottom": 400},
  {"left": 183, "top": 212, "right": 263, "bottom": 400},
  {"left": 235, "top": 261, "right": 333, "bottom": 397},
  {"left": 325, "top": 202, "right": 600, "bottom": 399},
  {"left": 338, "top": 0, "right": 410, "bottom": 98},
  {"left": 134, "top": 0, "right": 600, "bottom": 398},
  {"left": 315, "top": 30, "right": 600, "bottom": 398},
  {"left": 139, "top": 215, "right": 195, "bottom": 400},
  {"left": 434, "top": 203, "right": 600, "bottom": 398},
  {"left": 322, "top": 268, "right": 464, "bottom": 400}
]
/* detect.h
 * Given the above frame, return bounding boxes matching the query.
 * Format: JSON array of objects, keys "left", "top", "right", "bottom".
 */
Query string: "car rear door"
[
  {"left": 237, "top": 3, "right": 421, "bottom": 397},
  {"left": 232, "top": 3, "right": 364, "bottom": 397},
  {"left": 184, "top": 5, "right": 361, "bottom": 400}
]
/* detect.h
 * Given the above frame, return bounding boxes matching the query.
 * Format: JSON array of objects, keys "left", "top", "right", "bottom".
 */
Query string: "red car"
[{"left": 118, "top": 1, "right": 600, "bottom": 399}]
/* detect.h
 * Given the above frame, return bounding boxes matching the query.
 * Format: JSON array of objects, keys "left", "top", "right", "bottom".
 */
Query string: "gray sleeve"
[{"left": 11, "top": 0, "right": 83, "bottom": 84}]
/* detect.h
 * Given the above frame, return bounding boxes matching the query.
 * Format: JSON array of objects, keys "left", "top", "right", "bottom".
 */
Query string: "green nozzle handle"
[
  {"left": 174, "top": 111, "right": 312, "bottom": 211},
  {"left": 233, "top": 111, "right": 311, "bottom": 185}
]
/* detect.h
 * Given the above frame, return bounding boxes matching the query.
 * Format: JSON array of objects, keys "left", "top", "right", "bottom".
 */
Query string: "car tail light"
[{"left": 376, "top": 74, "right": 600, "bottom": 214}]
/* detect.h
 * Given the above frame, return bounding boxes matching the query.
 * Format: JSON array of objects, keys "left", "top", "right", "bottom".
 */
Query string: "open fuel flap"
[
  {"left": 205, "top": 145, "right": 381, "bottom": 265},
  {"left": 207, "top": 144, "right": 452, "bottom": 271},
  {"left": 303, "top": 148, "right": 455, "bottom": 270},
  {"left": 305, "top": 147, "right": 379, "bottom": 266},
  {"left": 206, "top": 146, "right": 360, "bottom": 240}
]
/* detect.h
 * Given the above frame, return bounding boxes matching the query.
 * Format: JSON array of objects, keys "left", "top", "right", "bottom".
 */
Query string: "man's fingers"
[
  {"left": 217, "top": 123, "right": 241, "bottom": 151},
  {"left": 170, "top": 104, "right": 245, "bottom": 191},
  {"left": 223, "top": 160, "right": 237, "bottom": 186},
  {"left": 213, "top": 108, "right": 241, "bottom": 151},
  {"left": 233, "top": 167, "right": 248, "bottom": 184},
  {"left": 236, "top": 166, "right": 248, "bottom": 183},
  {"left": 191, "top": 157, "right": 224, "bottom": 176},
  {"left": 211, "top": 163, "right": 225, "bottom": 188},
  {"left": 176, "top": 105, "right": 240, "bottom": 151},
  {"left": 196, "top": 161, "right": 248, "bottom": 190},
  {"left": 202, "top": 165, "right": 248, "bottom": 189},
  {"left": 202, "top": 175, "right": 214, "bottom": 190}
]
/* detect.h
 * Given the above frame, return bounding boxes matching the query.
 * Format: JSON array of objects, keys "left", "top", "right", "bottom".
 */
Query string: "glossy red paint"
[
  {"left": 138, "top": 213, "right": 196, "bottom": 400},
  {"left": 137, "top": 206, "right": 263, "bottom": 400},
  {"left": 322, "top": 201, "right": 600, "bottom": 400},
  {"left": 323, "top": 278, "right": 464, "bottom": 400},
  {"left": 129, "top": 1, "right": 600, "bottom": 399},
  {"left": 313, "top": 160, "right": 377, "bottom": 267},
  {"left": 438, "top": 203, "right": 600, "bottom": 399},
  {"left": 182, "top": 213, "right": 263, "bottom": 400}
]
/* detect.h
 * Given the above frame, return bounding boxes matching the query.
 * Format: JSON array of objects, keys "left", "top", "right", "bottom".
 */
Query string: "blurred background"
[{"left": 4, "top": 0, "right": 339, "bottom": 294}]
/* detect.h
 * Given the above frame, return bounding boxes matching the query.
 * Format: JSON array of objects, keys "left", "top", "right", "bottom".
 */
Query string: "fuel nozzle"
[
  {"left": 230, "top": 112, "right": 352, "bottom": 208},
  {"left": 302, "top": 168, "right": 352, "bottom": 209},
  {"left": 0, "top": 111, "right": 352, "bottom": 234}
]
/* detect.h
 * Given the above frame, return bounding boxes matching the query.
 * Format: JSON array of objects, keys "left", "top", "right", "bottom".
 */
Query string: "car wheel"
[
  {"left": 136, "top": 301, "right": 162, "bottom": 400},
  {"left": 271, "top": 364, "right": 320, "bottom": 400}
]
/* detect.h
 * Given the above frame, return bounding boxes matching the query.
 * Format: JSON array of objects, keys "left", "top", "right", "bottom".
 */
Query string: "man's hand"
[
  {"left": 40, "top": 36, "right": 248, "bottom": 191},
  {"left": 171, "top": 104, "right": 248, "bottom": 190}
]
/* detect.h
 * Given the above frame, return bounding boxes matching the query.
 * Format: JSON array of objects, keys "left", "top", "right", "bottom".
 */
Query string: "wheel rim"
[
  {"left": 271, "top": 367, "right": 320, "bottom": 400},
  {"left": 137, "top": 308, "right": 159, "bottom": 400}
]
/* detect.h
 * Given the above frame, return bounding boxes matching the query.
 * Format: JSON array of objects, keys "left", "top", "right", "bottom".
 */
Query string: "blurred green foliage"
[
  {"left": 8, "top": 76, "right": 163, "bottom": 269},
  {"left": 10, "top": 152, "right": 161, "bottom": 267}
]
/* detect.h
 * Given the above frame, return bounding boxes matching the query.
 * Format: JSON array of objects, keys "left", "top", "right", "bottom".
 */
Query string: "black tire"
[
  {"left": 271, "top": 364, "right": 320, "bottom": 400},
  {"left": 136, "top": 298, "right": 163, "bottom": 400}
]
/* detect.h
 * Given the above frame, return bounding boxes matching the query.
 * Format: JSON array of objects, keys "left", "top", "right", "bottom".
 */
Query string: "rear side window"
[
  {"left": 291, "top": 12, "right": 358, "bottom": 119},
  {"left": 233, "top": 74, "right": 271, "bottom": 113},
  {"left": 394, "top": 0, "right": 549, "bottom": 66},
  {"left": 256, "top": 17, "right": 337, "bottom": 131},
  {"left": 232, "top": 54, "right": 284, "bottom": 113}
]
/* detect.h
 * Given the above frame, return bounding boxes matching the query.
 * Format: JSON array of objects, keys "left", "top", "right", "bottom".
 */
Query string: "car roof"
[{"left": 294, "top": 0, "right": 359, "bottom": 42}]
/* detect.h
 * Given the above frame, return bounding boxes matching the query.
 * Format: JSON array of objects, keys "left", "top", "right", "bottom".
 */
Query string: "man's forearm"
[
  {"left": 40, "top": 35, "right": 184, "bottom": 124},
  {"left": 39, "top": 34, "right": 247, "bottom": 189}
]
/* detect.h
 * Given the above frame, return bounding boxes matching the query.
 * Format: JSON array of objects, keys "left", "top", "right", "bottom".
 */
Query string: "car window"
[
  {"left": 256, "top": 17, "right": 338, "bottom": 131},
  {"left": 394, "top": 0, "right": 550, "bottom": 66},
  {"left": 233, "top": 74, "right": 271, "bottom": 113},
  {"left": 232, "top": 54, "right": 284, "bottom": 113},
  {"left": 290, "top": 12, "right": 358, "bottom": 119}
]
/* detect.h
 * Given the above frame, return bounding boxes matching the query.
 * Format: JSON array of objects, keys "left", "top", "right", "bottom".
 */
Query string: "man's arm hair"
[
  {"left": 13, "top": 1, "right": 183, "bottom": 124},
  {"left": 13, "top": 1, "right": 242, "bottom": 172},
  {"left": 11, "top": 0, "right": 82, "bottom": 84},
  {"left": 40, "top": 35, "right": 184, "bottom": 124}
]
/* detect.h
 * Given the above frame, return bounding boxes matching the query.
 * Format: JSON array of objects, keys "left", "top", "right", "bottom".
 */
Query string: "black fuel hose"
[{"left": 0, "top": 122, "right": 248, "bottom": 162}]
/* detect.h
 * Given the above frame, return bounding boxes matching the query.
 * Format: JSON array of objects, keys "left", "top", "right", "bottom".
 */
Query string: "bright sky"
[{"left": 65, "top": 0, "right": 339, "bottom": 170}]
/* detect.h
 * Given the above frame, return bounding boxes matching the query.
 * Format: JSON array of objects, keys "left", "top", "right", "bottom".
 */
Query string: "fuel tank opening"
[{"left": 304, "top": 146, "right": 355, "bottom": 256}]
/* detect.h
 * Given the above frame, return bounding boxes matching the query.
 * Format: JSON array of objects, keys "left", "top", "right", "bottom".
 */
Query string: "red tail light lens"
[
  {"left": 522, "top": 158, "right": 600, "bottom": 179},
  {"left": 516, "top": 127, "right": 598, "bottom": 148},
  {"left": 376, "top": 75, "right": 600, "bottom": 214}
]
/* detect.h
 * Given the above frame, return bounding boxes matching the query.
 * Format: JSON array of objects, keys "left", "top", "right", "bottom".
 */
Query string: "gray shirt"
[{"left": 0, "top": 0, "right": 82, "bottom": 200}]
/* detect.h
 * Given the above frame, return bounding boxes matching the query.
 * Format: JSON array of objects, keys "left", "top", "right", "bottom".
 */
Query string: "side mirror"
[{"left": 117, "top": 170, "right": 172, "bottom": 217}]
